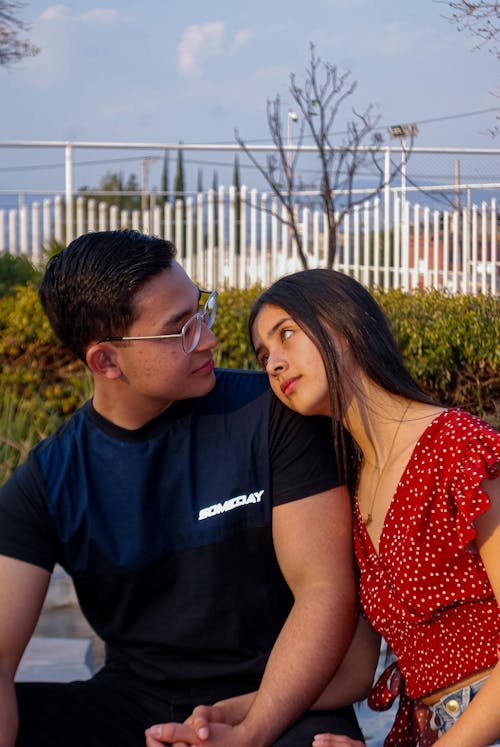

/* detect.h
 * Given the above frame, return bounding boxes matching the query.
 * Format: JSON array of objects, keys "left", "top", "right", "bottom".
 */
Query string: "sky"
[{"left": 0, "top": 0, "right": 499, "bottom": 196}]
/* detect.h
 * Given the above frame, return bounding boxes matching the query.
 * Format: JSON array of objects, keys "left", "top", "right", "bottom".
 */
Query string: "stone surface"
[{"left": 16, "top": 636, "right": 93, "bottom": 682}]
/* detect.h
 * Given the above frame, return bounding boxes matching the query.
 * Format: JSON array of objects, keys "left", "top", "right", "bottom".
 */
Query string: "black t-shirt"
[{"left": 0, "top": 369, "right": 340, "bottom": 699}]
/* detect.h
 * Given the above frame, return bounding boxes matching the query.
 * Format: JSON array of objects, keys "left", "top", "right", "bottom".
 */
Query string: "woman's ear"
[{"left": 85, "top": 342, "right": 122, "bottom": 379}]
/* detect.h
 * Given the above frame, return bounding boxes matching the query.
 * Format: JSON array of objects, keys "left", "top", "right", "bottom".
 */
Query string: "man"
[{"left": 0, "top": 230, "right": 367, "bottom": 746}]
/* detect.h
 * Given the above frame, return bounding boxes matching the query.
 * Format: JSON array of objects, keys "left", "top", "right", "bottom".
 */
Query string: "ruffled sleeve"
[{"left": 450, "top": 418, "right": 500, "bottom": 548}]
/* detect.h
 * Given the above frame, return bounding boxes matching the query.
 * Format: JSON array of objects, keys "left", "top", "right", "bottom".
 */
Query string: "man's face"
[{"left": 113, "top": 262, "right": 217, "bottom": 412}]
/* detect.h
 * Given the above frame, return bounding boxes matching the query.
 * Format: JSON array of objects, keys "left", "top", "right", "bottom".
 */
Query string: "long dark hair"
[{"left": 249, "top": 269, "right": 435, "bottom": 487}]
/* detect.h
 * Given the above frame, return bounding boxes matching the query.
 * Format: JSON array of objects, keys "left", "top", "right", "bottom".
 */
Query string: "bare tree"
[
  {"left": 440, "top": 1, "right": 500, "bottom": 57},
  {"left": 235, "top": 44, "right": 408, "bottom": 269},
  {"left": 0, "top": 1, "right": 39, "bottom": 66},
  {"left": 439, "top": 2, "right": 499, "bottom": 135}
]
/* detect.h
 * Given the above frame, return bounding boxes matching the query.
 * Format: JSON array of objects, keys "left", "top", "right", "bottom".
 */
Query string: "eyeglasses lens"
[
  {"left": 203, "top": 292, "right": 217, "bottom": 327},
  {"left": 181, "top": 292, "right": 217, "bottom": 353},
  {"left": 182, "top": 315, "right": 201, "bottom": 353}
]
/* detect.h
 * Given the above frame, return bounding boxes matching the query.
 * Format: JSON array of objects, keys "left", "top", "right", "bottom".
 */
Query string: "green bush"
[
  {"left": 374, "top": 290, "right": 499, "bottom": 416},
  {"left": 0, "top": 253, "right": 41, "bottom": 298},
  {"left": 0, "top": 284, "right": 91, "bottom": 417},
  {"left": 0, "top": 282, "right": 497, "bottom": 485},
  {"left": 0, "top": 387, "right": 65, "bottom": 485},
  {"left": 212, "top": 286, "right": 263, "bottom": 370}
]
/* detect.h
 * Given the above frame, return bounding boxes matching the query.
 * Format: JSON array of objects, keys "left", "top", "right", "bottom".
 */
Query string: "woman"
[{"left": 248, "top": 269, "right": 500, "bottom": 747}]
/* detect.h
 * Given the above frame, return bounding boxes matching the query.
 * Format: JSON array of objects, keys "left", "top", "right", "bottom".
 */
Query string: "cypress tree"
[
  {"left": 212, "top": 170, "right": 219, "bottom": 245},
  {"left": 174, "top": 144, "right": 186, "bottom": 249},
  {"left": 161, "top": 151, "right": 169, "bottom": 204}
]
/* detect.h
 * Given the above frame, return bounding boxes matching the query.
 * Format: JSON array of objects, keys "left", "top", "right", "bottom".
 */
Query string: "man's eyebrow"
[{"left": 163, "top": 290, "right": 201, "bottom": 328}]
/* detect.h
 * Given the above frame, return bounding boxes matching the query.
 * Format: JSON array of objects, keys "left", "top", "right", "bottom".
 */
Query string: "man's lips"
[
  {"left": 193, "top": 358, "right": 215, "bottom": 375},
  {"left": 280, "top": 376, "right": 300, "bottom": 396}
]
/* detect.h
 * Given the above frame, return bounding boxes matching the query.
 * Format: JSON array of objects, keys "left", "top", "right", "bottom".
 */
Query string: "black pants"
[{"left": 16, "top": 668, "right": 364, "bottom": 746}]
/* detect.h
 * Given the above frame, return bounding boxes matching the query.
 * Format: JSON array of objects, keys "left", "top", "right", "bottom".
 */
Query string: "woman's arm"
[
  {"left": 433, "top": 467, "right": 500, "bottom": 747},
  {"left": 311, "top": 615, "right": 380, "bottom": 709}
]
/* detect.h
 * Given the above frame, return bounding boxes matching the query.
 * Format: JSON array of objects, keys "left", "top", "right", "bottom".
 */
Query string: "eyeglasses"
[{"left": 99, "top": 289, "right": 218, "bottom": 354}]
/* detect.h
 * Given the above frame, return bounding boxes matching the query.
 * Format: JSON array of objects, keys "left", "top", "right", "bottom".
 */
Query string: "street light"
[
  {"left": 387, "top": 123, "right": 419, "bottom": 208},
  {"left": 387, "top": 123, "right": 418, "bottom": 286},
  {"left": 287, "top": 111, "right": 298, "bottom": 183}
]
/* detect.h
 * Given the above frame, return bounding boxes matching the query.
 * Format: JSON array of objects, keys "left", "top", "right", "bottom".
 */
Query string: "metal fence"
[{"left": 0, "top": 140, "right": 499, "bottom": 293}]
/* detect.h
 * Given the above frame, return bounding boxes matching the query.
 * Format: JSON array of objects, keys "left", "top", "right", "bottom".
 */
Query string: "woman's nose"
[{"left": 267, "top": 350, "right": 287, "bottom": 374}]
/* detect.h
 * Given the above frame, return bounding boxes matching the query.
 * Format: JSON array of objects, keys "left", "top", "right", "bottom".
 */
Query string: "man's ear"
[{"left": 86, "top": 342, "right": 122, "bottom": 379}]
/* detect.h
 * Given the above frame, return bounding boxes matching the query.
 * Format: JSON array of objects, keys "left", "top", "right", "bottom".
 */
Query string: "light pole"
[
  {"left": 287, "top": 111, "right": 298, "bottom": 184},
  {"left": 387, "top": 123, "right": 418, "bottom": 288},
  {"left": 387, "top": 123, "right": 418, "bottom": 212}
]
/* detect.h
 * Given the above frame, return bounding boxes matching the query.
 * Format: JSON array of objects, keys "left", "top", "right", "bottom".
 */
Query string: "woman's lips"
[{"left": 281, "top": 376, "right": 300, "bottom": 396}]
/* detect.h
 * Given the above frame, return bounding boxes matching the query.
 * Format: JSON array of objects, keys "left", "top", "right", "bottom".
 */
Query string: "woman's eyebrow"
[{"left": 253, "top": 317, "right": 293, "bottom": 357}]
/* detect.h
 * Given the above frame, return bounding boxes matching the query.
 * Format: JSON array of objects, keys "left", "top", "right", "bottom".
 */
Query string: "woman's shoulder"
[{"left": 423, "top": 407, "right": 499, "bottom": 443}]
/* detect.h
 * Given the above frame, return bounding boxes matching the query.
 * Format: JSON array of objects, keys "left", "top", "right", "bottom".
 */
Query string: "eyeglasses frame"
[{"left": 98, "top": 289, "right": 218, "bottom": 354}]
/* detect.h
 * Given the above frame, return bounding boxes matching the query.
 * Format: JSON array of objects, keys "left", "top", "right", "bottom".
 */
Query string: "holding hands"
[{"left": 145, "top": 702, "right": 250, "bottom": 747}]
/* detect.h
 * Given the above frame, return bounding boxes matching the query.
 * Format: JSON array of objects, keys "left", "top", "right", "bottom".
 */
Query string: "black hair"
[
  {"left": 38, "top": 230, "right": 176, "bottom": 361},
  {"left": 249, "top": 269, "right": 435, "bottom": 488}
]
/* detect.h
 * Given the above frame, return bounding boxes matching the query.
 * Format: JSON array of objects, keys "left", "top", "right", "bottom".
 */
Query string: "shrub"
[
  {"left": 0, "top": 284, "right": 91, "bottom": 416},
  {"left": 0, "top": 253, "right": 41, "bottom": 298},
  {"left": 375, "top": 290, "right": 500, "bottom": 417},
  {"left": 0, "top": 282, "right": 497, "bottom": 485},
  {"left": 0, "top": 387, "right": 64, "bottom": 485},
  {"left": 212, "top": 286, "right": 263, "bottom": 370}
]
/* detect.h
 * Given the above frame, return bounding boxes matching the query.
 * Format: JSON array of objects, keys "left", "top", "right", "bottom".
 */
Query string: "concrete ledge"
[
  {"left": 43, "top": 565, "right": 79, "bottom": 611},
  {"left": 16, "top": 636, "right": 94, "bottom": 683}
]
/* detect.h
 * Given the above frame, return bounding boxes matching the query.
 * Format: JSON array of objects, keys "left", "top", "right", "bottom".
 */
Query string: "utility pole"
[{"left": 287, "top": 111, "right": 298, "bottom": 184}]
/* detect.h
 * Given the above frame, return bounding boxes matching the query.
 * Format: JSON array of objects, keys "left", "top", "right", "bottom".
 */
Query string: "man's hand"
[
  {"left": 312, "top": 735, "right": 366, "bottom": 746},
  {"left": 145, "top": 720, "right": 243, "bottom": 747}
]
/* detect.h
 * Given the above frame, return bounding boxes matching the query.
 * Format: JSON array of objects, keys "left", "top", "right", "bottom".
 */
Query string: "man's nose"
[{"left": 197, "top": 323, "right": 218, "bottom": 351}]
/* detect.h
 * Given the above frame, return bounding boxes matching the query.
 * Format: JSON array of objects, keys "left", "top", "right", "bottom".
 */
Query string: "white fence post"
[
  {"left": 228, "top": 186, "right": 236, "bottom": 288},
  {"left": 239, "top": 186, "right": 247, "bottom": 289},
  {"left": 19, "top": 205, "right": 29, "bottom": 255},
  {"left": 217, "top": 186, "right": 225, "bottom": 287},
  {"left": 185, "top": 197, "right": 194, "bottom": 280},
  {"left": 260, "top": 193, "right": 268, "bottom": 285},
  {"left": 31, "top": 202, "right": 40, "bottom": 265},
  {"left": 65, "top": 143, "right": 74, "bottom": 245},
  {"left": 490, "top": 197, "right": 497, "bottom": 296},
  {"left": 0, "top": 180, "right": 496, "bottom": 295},
  {"left": 9, "top": 210, "right": 17, "bottom": 254},
  {"left": 196, "top": 192, "right": 204, "bottom": 285},
  {"left": 54, "top": 196, "right": 63, "bottom": 244},
  {"left": 249, "top": 188, "right": 258, "bottom": 284}
]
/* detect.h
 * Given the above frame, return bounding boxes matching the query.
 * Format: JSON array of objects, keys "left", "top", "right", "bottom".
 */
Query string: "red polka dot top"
[{"left": 354, "top": 409, "right": 500, "bottom": 699}]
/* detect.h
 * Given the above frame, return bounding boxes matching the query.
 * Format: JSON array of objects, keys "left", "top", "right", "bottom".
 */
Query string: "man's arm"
[
  {"left": 164, "top": 615, "right": 380, "bottom": 745},
  {"left": 0, "top": 555, "right": 51, "bottom": 747},
  {"left": 311, "top": 615, "right": 380, "bottom": 709},
  {"left": 146, "top": 485, "right": 358, "bottom": 747},
  {"left": 232, "top": 486, "right": 357, "bottom": 743}
]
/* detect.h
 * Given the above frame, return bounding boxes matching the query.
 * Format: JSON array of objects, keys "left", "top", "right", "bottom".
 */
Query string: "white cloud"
[
  {"left": 77, "top": 9, "right": 121, "bottom": 25},
  {"left": 231, "top": 28, "right": 253, "bottom": 52},
  {"left": 177, "top": 21, "right": 226, "bottom": 79},
  {"left": 39, "top": 4, "right": 71, "bottom": 22}
]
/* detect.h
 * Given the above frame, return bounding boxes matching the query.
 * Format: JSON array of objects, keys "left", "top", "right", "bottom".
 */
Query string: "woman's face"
[{"left": 251, "top": 303, "right": 331, "bottom": 417}]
